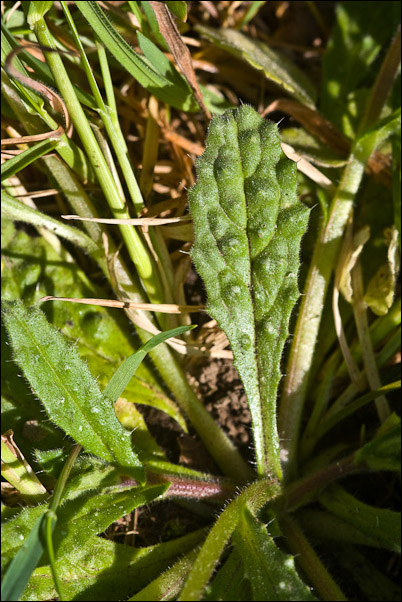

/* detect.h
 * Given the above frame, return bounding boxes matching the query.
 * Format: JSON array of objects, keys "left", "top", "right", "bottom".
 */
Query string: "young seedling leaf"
[
  {"left": 2, "top": 300, "right": 144, "bottom": 482},
  {"left": 189, "top": 105, "right": 310, "bottom": 477}
]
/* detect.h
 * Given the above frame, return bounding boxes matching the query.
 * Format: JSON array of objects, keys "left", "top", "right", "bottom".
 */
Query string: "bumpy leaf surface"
[{"left": 189, "top": 105, "right": 309, "bottom": 477}]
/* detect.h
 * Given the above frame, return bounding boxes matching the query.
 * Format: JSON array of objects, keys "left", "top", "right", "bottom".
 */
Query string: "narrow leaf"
[
  {"left": 1, "top": 510, "right": 46, "bottom": 602},
  {"left": 196, "top": 26, "right": 316, "bottom": 108},
  {"left": 2, "top": 300, "right": 144, "bottom": 481},
  {"left": 103, "top": 325, "right": 194, "bottom": 403},
  {"left": 233, "top": 506, "right": 317, "bottom": 601},
  {"left": 319, "top": 485, "right": 401, "bottom": 553},
  {"left": 178, "top": 478, "right": 280, "bottom": 601},
  {"left": 76, "top": 0, "right": 197, "bottom": 111},
  {"left": 1, "top": 139, "right": 59, "bottom": 182},
  {"left": 189, "top": 105, "right": 310, "bottom": 477}
]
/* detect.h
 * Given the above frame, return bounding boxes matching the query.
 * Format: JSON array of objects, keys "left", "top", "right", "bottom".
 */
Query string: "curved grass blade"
[
  {"left": 1, "top": 139, "right": 59, "bottom": 182},
  {"left": 103, "top": 325, "right": 195, "bottom": 404},
  {"left": 189, "top": 105, "right": 310, "bottom": 478}
]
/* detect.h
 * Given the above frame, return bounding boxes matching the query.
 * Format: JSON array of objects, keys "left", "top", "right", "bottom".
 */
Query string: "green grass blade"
[
  {"left": 189, "top": 106, "right": 310, "bottom": 478},
  {"left": 1, "top": 139, "right": 59, "bottom": 182},
  {"left": 316, "top": 380, "right": 401, "bottom": 443},
  {"left": 1, "top": 191, "right": 102, "bottom": 261},
  {"left": 76, "top": 0, "right": 197, "bottom": 111},
  {"left": 103, "top": 325, "right": 194, "bottom": 403},
  {"left": 2, "top": 300, "right": 144, "bottom": 481},
  {"left": 1, "top": 511, "right": 46, "bottom": 602}
]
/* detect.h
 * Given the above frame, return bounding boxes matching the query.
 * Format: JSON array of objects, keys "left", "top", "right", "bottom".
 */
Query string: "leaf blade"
[
  {"left": 233, "top": 506, "right": 317, "bottom": 601},
  {"left": 189, "top": 106, "right": 310, "bottom": 477},
  {"left": 196, "top": 26, "right": 317, "bottom": 108},
  {"left": 2, "top": 300, "right": 144, "bottom": 481}
]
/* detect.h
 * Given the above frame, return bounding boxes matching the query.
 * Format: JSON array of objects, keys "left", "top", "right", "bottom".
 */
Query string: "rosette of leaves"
[{"left": 189, "top": 105, "right": 310, "bottom": 479}]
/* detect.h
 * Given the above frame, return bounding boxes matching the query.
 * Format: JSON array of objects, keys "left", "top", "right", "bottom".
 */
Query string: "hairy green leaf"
[
  {"left": 189, "top": 105, "right": 310, "bottom": 477},
  {"left": 2, "top": 300, "right": 144, "bottom": 482},
  {"left": 24, "top": 530, "right": 205, "bottom": 602},
  {"left": 178, "top": 478, "right": 280, "bottom": 600},
  {"left": 233, "top": 506, "right": 317, "bottom": 601}
]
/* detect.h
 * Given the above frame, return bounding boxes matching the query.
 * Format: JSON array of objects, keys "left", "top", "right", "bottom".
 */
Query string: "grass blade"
[
  {"left": 1, "top": 511, "right": 46, "bottom": 602},
  {"left": 76, "top": 1, "right": 197, "bottom": 111},
  {"left": 103, "top": 325, "right": 194, "bottom": 403},
  {"left": 1, "top": 139, "right": 59, "bottom": 181}
]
